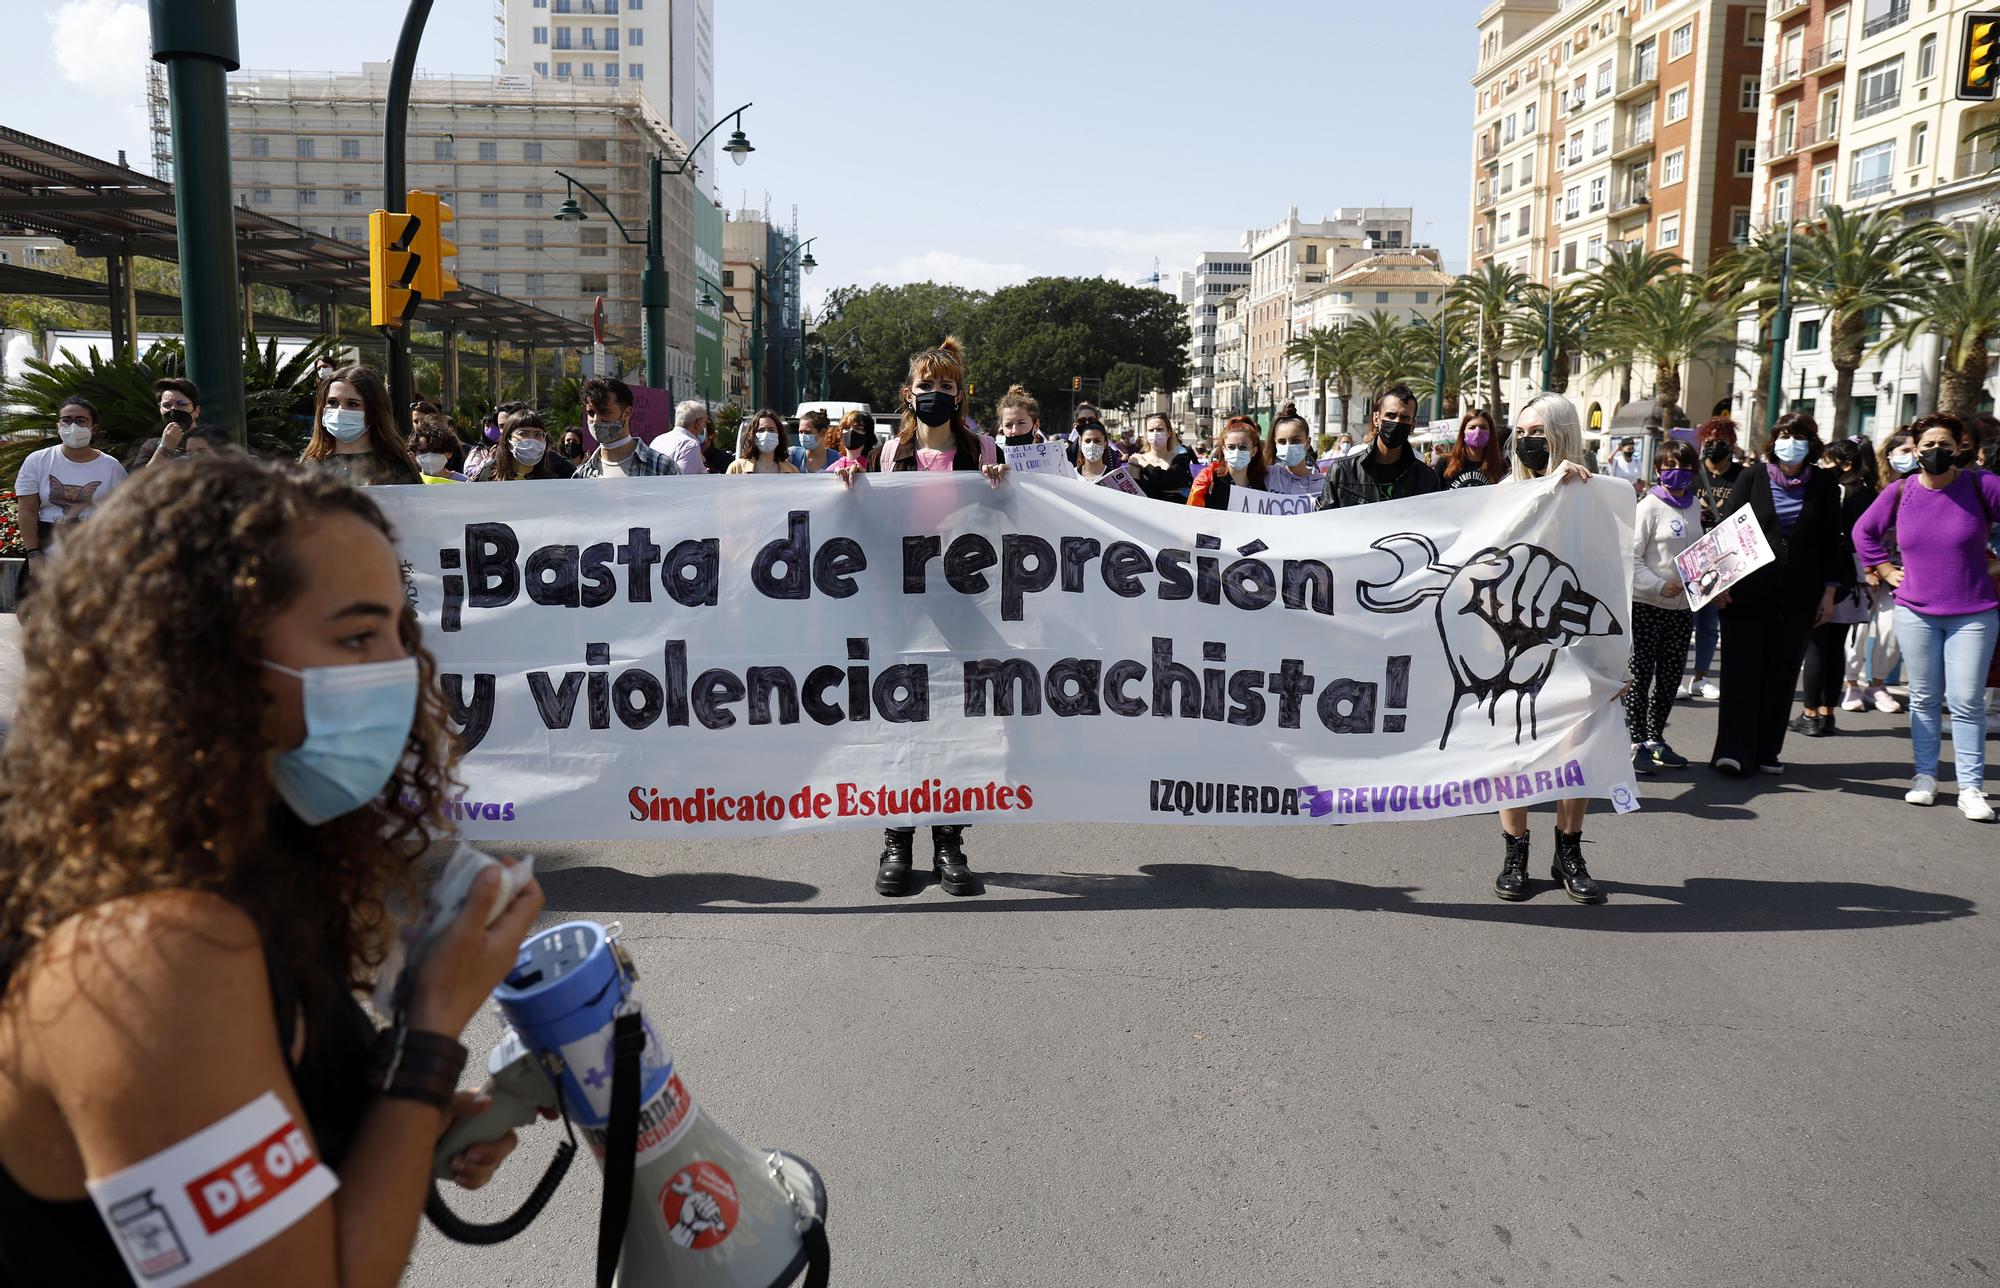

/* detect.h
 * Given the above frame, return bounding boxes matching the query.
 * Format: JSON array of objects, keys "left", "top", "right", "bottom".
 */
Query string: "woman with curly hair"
[
  {"left": 0, "top": 457, "right": 543, "bottom": 1284},
  {"left": 301, "top": 364, "right": 422, "bottom": 487}
]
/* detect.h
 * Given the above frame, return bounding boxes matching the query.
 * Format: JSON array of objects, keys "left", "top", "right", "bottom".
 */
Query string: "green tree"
[
  {"left": 1786, "top": 205, "right": 1934, "bottom": 436},
  {"left": 812, "top": 281, "right": 989, "bottom": 412},
  {"left": 1509, "top": 282, "right": 1593, "bottom": 395},
  {"left": 1580, "top": 244, "right": 1683, "bottom": 409},
  {"left": 1446, "top": 261, "right": 1527, "bottom": 423},
  {"left": 974, "top": 277, "right": 1190, "bottom": 427},
  {"left": 1706, "top": 226, "right": 1794, "bottom": 444},
  {"left": 1284, "top": 325, "right": 1343, "bottom": 434},
  {"left": 1404, "top": 312, "right": 1479, "bottom": 419},
  {"left": 1100, "top": 362, "right": 1161, "bottom": 410},
  {"left": 1881, "top": 216, "right": 2000, "bottom": 420}
]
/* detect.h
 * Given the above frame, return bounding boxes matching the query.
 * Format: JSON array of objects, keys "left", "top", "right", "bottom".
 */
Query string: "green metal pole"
[
  {"left": 640, "top": 153, "right": 667, "bottom": 390},
  {"left": 750, "top": 266, "right": 763, "bottom": 410},
  {"left": 1540, "top": 289, "right": 1555, "bottom": 392},
  {"left": 795, "top": 308, "right": 806, "bottom": 409},
  {"left": 1764, "top": 221, "right": 1794, "bottom": 436},
  {"left": 1432, "top": 309, "right": 1448, "bottom": 420},
  {"left": 149, "top": 0, "right": 247, "bottom": 446}
]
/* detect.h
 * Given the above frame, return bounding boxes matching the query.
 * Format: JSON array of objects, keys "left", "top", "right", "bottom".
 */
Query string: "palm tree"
[
  {"left": 1344, "top": 309, "right": 1415, "bottom": 408},
  {"left": 1787, "top": 205, "right": 1934, "bottom": 436},
  {"left": 1508, "top": 282, "right": 1594, "bottom": 394},
  {"left": 1284, "top": 325, "right": 1343, "bottom": 435},
  {"left": 1579, "top": 244, "right": 1683, "bottom": 409},
  {"left": 1447, "top": 261, "right": 1528, "bottom": 423},
  {"left": 1626, "top": 274, "right": 1740, "bottom": 423},
  {"left": 1881, "top": 216, "right": 2000, "bottom": 420},
  {"left": 1707, "top": 224, "right": 1794, "bottom": 443},
  {"left": 1403, "top": 312, "right": 1478, "bottom": 418}
]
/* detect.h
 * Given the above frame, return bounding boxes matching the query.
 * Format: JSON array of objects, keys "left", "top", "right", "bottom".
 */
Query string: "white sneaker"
[
  {"left": 1696, "top": 678, "right": 1721, "bottom": 700},
  {"left": 1906, "top": 775, "right": 1938, "bottom": 806},
  {"left": 1960, "top": 788, "right": 1996, "bottom": 822},
  {"left": 1839, "top": 685, "right": 1867, "bottom": 712},
  {"left": 1871, "top": 685, "right": 1902, "bottom": 714},
  {"left": 1677, "top": 675, "right": 1697, "bottom": 699}
]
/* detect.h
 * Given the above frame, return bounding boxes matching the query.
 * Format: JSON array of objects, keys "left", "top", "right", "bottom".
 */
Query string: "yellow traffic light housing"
[
  {"left": 368, "top": 209, "right": 421, "bottom": 328},
  {"left": 407, "top": 189, "right": 460, "bottom": 301},
  {"left": 1961, "top": 11, "right": 1999, "bottom": 101}
]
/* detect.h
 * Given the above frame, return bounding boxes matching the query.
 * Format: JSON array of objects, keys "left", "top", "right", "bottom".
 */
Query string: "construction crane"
[{"left": 1134, "top": 257, "right": 1163, "bottom": 289}]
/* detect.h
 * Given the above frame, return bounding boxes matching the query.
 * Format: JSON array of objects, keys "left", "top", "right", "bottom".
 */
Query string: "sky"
[{"left": 1, "top": 0, "right": 1477, "bottom": 314}]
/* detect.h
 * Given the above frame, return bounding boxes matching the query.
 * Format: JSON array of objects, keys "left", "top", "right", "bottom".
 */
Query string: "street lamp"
[
  {"left": 549, "top": 103, "right": 754, "bottom": 397},
  {"left": 749, "top": 234, "right": 817, "bottom": 410},
  {"left": 817, "top": 323, "right": 861, "bottom": 401}
]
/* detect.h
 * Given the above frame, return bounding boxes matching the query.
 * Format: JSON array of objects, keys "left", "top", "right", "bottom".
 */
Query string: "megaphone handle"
[{"left": 432, "top": 1049, "right": 558, "bottom": 1179}]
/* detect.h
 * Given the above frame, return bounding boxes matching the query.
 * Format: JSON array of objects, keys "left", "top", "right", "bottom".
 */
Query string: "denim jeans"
[
  {"left": 1692, "top": 602, "right": 1720, "bottom": 674},
  {"left": 1893, "top": 605, "right": 1998, "bottom": 788}
]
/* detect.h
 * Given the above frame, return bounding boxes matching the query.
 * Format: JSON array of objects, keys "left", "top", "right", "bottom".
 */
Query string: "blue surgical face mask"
[
  {"left": 263, "top": 656, "right": 419, "bottom": 825},
  {"left": 1772, "top": 437, "right": 1809, "bottom": 465},
  {"left": 322, "top": 407, "right": 369, "bottom": 442},
  {"left": 1223, "top": 447, "right": 1255, "bottom": 471},
  {"left": 1276, "top": 443, "right": 1307, "bottom": 467},
  {"left": 1889, "top": 451, "right": 1919, "bottom": 475}
]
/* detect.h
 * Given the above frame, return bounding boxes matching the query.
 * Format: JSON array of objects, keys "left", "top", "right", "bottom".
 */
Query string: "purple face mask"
[
  {"left": 483, "top": 424, "right": 501, "bottom": 444},
  {"left": 1463, "top": 427, "right": 1492, "bottom": 451}
]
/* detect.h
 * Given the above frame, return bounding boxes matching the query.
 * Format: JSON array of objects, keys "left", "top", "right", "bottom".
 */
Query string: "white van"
[{"left": 795, "top": 400, "right": 871, "bottom": 425}]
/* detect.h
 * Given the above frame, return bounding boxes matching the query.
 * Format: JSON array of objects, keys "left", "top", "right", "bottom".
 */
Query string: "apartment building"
[
  {"left": 1212, "top": 288, "right": 1248, "bottom": 426},
  {"left": 1471, "top": 0, "right": 1763, "bottom": 421},
  {"left": 722, "top": 210, "right": 803, "bottom": 411},
  {"left": 1747, "top": 0, "right": 2000, "bottom": 433},
  {"left": 1242, "top": 207, "right": 1415, "bottom": 406},
  {"left": 1286, "top": 250, "right": 1454, "bottom": 419},
  {"left": 499, "top": 0, "right": 717, "bottom": 184},
  {"left": 1176, "top": 250, "right": 1252, "bottom": 435},
  {"left": 204, "top": 66, "right": 702, "bottom": 394}
]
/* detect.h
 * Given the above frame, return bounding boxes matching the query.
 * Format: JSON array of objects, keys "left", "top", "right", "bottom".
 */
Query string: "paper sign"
[
  {"left": 1674, "top": 507, "right": 1775, "bottom": 610},
  {"left": 628, "top": 386, "right": 673, "bottom": 444},
  {"left": 1227, "top": 488, "right": 1315, "bottom": 516},
  {"left": 1003, "top": 440, "right": 1076, "bottom": 477},
  {"left": 1094, "top": 465, "right": 1144, "bottom": 495}
]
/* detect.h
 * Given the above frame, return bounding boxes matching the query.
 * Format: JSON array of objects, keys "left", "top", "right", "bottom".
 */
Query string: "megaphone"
[{"left": 430, "top": 919, "right": 829, "bottom": 1286}]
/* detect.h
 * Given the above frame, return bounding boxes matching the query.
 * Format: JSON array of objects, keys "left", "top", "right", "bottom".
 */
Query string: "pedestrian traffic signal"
[
  {"left": 1960, "top": 11, "right": 2000, "bottom": 100},
  {"left": 368, "top": 209, "right": 421, "bottom": 328},
  {"left": 406, "top": 189, "right": 460, "bottom": 301},
  {"left": 1072, "top": 376, "right": 1081, "bottom": 391}
]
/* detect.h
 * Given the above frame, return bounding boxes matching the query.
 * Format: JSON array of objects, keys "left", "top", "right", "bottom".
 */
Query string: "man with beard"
[{"left": 1315, "top": 384, "right": 1442, "bottom": 509}]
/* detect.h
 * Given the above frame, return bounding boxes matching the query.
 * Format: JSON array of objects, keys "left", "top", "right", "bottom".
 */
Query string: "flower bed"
[{"left": 0, "top": 493, "right": 23, "bottom": 558}]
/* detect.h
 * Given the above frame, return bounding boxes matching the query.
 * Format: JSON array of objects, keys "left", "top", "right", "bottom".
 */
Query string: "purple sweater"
[{"left": 1852, "top": 470, "right": 2000, "bottom": 617}]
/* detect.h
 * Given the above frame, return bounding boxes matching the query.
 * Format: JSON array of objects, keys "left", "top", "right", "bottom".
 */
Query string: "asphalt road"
[{"left": 402, "top": 692, "right": 1999, "bottom": 1288}]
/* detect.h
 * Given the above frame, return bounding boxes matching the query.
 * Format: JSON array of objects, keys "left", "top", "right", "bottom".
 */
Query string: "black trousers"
[
  {"left": 887, "top": 824, "right": 965, "bottom": 845},
  {"left": 1625, "top": 602, "right": 1695, "bottom": 745},
  {"left": 1799, "top": 622, "right": 1853, "bottom": 710},
  {"left": 1712, "top": 605, "right": 1815, "bottom": 769}
]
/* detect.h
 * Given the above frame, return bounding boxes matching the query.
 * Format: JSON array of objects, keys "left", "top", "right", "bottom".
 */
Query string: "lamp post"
[
  {"left": 818, "top": 323, "right": 861, "bottom": 401},
  {"left": 1764, "top": 219, "right": 1796, "bottom": 437},
  {"left": 751, "top": 235, "right": 816, "bottom": 410},
  {"left": 551, "top": 104, "right": 753, "bottom": 395},
  {"left": 1540, "top": 286, "right": 1556, "bottom": 393}
]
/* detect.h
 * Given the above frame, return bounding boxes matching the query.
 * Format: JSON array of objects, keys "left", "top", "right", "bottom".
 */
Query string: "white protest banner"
[
  {"left": 376, "top": 474, "right": 1637, "bottom": 839},
  {"left": 1003, "top": 440, "right": 1076, "bottom": 477},
  {"left": 1674, "top": 507, "right": 1774, "bottom": 610},
  {"left": 1094, "top": 465, "right": 1144, "bottom": 496},
  {"left": 1226, "top": 488, "right": 1315, "bottom": 517}
]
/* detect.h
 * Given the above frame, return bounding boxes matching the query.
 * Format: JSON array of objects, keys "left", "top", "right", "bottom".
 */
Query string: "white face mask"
[
  {"left": 57, "top": 423, "right": 93, "bottom": 450},
  {"left": 755, "top": 430, "right": 781, "bottom": 454},
  {"left": 415, "top": 452, "right": 448, "bottom": 476},
  {"left": 1276, "top": 442, "right": 1306, "bottom": 467},
  {"left": 322, "top": 407, "right": 369, "bottom": 442},
  {"left": 1148, "top": 430, "right": 1171, "bottom": 449},
  {"left": 1080, "top": 441, "right": 1105, "bottom": 461},
  {"left": 511, "top": 437, "right": 547, "bottom": 466},
  {"left": 1224, "top": 447, "right": 1255, "bottom": 471}
]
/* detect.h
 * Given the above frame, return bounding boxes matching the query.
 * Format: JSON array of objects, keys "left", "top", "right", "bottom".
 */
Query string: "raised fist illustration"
[
  {"left": 1358, "top": 534, "right": 1621, "bottom": 749},
  {"left": 668, "top": 1174, "right": 727, "bottom": 1248}
]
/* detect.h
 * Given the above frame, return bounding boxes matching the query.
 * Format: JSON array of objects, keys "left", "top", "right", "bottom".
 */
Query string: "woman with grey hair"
[{"left": 1494, "top": 393, "right": 1611, "bottom": 905}]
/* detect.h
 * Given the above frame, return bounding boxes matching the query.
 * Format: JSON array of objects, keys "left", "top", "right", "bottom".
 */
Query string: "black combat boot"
[
  {"left": 1551, "top": 829, "right": 1604, "bottom": 904},
  {"left": 932, "top": 825, "right": 980, "bottom": 896},
  {"left": 1494, "top": 831, "right": 1531, "bottom": 901},
  {"left": 875, "top": 828, "right": 916, "bottom": 897}
]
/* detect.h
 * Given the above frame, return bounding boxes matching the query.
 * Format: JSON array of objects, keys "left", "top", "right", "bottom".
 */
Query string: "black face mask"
[
  {"left": 912, "top": 391, "right": 957, "bottom": 428},
  {"left": 1703, "top": 442, "right": 1732, "bottom": 464},
  {"left": 1956, "top": 449, "right": 1978, "bottom": 468},
  {"left": 843, "top": 428, "right": 872, "bottom": 451},
  {"left": 1918, "top": 446, "right": 1958, "bottom": 476},
  {"left": 1516, "top": 438, "right": 1551, "bottom": 472},
  {"left": 1004, "top": 432, "right": 1036, "bottom": 447},
  {"left": 1376, "top": 422, "right": 1412, "bottom": 451},
  {"left": 562, "top": 441, "right": 586, "bottom": 459},
  {"left": 164, "top": 409, "right": 193, "bottom": 429}
]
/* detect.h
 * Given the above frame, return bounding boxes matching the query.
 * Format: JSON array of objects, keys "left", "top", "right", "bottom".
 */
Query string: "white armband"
[{"left": 86, "top": 1091, "right": 338, "bottom": 1286}]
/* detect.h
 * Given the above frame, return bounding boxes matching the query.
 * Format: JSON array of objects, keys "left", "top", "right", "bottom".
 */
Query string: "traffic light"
[
  {"left": 1961, "top": 11, "right": 2000, "bottom": 100},
  {"left": 406, "top": 189, "right": 459, "bottom": 301},
  {"left": 1072, "top": 376, "right": 1082, "bottom": 391},
  {"left": 368, "top": 209, "right": 421, "bottom": 328}
]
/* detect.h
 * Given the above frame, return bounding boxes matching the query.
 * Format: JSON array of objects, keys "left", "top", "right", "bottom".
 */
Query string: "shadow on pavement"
[{"left": 540, "top": 859, "right": 1975, "bottom": 934}]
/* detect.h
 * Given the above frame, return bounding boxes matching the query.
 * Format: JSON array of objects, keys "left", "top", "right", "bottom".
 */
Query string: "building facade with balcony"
[
  {"left": 1176, "top": 250, "right": 1252, "bottom": 437},
  {"left": 1745, "top": 0, "right": 2000, "bottom": 435},
  {"left": 1241, "top": 207, "right": 1415, "bottom": 415},
  {"left": 1285, "top": 250, "right": 1454, "bottom": 430},
  {"left": 1212, "top": 288, "right": 1248, "bottom": 432},
  {"left": 1471, "top": 0, "right": 1763, "bottom": 425}
]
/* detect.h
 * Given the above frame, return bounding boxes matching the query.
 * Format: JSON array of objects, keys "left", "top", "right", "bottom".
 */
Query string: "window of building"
[
  {"left": 478, "top": 142, "right": 497, "bottom": 161},
  {"left": 1305, "top": 244, "right": 1319, "bottom": 264},
  {"left": 252, "top": 187, "right": 271, "bottom": 203},
  {"left": 1499, "top": 212, "right": 1513, "bottom": 243},
  {"left": 1568, "top": 130, "right": 1583, "bottom": 164},
  {"left": 298, "top": 189, "right": 317, "bottom": 206},
  {"left": 341, "top": 138, "right": 361, "bottom": 159},
  {"left": 628, "top": 64, "right": 643, "bottom": 79},
  {"left": 1772, "top": 175, "right": 1794, "bottom": 221},
  {"left": 1814, "top": 162, "right": 1835, "bottom": 211},
  {"left": 581, "top": 63, "right": 595, "bottom": 78},
  {"left": 1666, "top": 86, "right": 1689, "bottom": 122},
  {"left": 1563, "top": 241, "right": 1579, "bottom": 273},
  {"left": 523, "top": 191, "right": 544, "bottom": 208},
  {"left": 435, "top": 138, "right": 453, "bottom": 160},
  {"left": 629, "top": 27, "right": 643, "bottom": 44},
  {"left": 1631, "top": 98, "right": 1655, "bottom": 144},
  {"left": 1634, "top": 35, "right": 1657, "bottom": 82},
  {"left": 1819, "top": 86, "right": 1842, "bottom": 133},
  {"left": 250, "top": 136, "right": 269, "bottom": 158},
  {"left": 527, "top": 273, "right": 545, "bottom": 294},
  {"left": 1501, "top": 161, "right": 1514, "bottom": 192},
  {"left": 1565, "top": 185, "right": 1581, "bottom": 219},
  {"left": 534, "top": 61, "right": 549, "bottom": 75},
  {"left": 480, "top": 273, "right": 499, "bottom": 292},
  {"left": 1741, "top": 75, "right": 1761, "bottom": 111},
  {"left": 343, "top": 188, "right": 363, "bottom": 205},
  {"left": 1746, "top": 12, "right": 1764, "bottom": 44},
  {"left": 580, "top": 226, "right": 608, "bottom": 256},
  {"left": 295, "top": 138, "right": 314, "bottom": 159},
  {"left": 579, "top": 140, "right": 606, "bottom": 161},
  {"left": 1798, "top": 318, "right": 1822, "bottom": 350},
  {"left": 1524, "top": 103, "right": 1536, "bottom": 130},
  {"left": 1658, "top": 213, "right": 1681, "bottom": 248},
  {"left": 1589, "top": 176, "right": 1607, "bottom": 210},
  {"left": 480, "top": 228, "right": 499, "bottom": 249},
  {"left": 1736, "top": 142, "right": 1757, "bottom": 175},
  {"left": 1415, "top": 290, "right": 1429, "bottom": 304},
  {"left": 1918, "top": 33, "right": 1937, "bottom": 80},
  {"left": 517, "top": 143, "right": 539, "bottom": 164},
  {"left": 1375, "top": 291, "right": 1390, "bottom": 304},
  {"left": 605, "top": 63, "right": 619, "bottom": 78},
  {"left": 1861, "top": 0, "right": 1908, "bottom": 38},
  {"left": 533, "top": 25, "right": 548, "bottom": 43},
  {"left": 1731, "top": 208, "right": 1752, "bottom": 242},
  {"left": 1517, "top": 203, "right": 1532, "bottom": 233},
  {"left": 1504, "top": 113, "right": 1518, "bottom": 143},
  {"left": 1856, "top": 56, "right": 1903, "bottom": 119},
  {"left": 1849, "top": 139, "right": 1895, "bottom": 199},
  {"left": 1593, "top": 119, "right": 1610, "bottom": 154},
  {"left": 1669, "top": 21, "right": 1693, "bottom": 59},
  {"left": 555, "top": 61, "right": 571, "bottom": 77},
  {"left": 1663, "top": 148, "right": 1685, "bottom": 185},
  {"left": 526, "top": 228, "right": 545, "bottom": 249},
  {"left": 479, "top": 191, "right": 498, "bottom": 207},
  {"left": 555, "top": 26, "right": 571, "bottom": 48},
  {"left": 343, "top": 225, "right": 365, "bottom": 243},
  {"left": 580, "top": 275, "right": 609, "bottom": 294},
  {"left": 533, "top": 0, "right": 545, "bottom": 6},
  {"left": 1911, "top": 122, "right": 1929, "bottom": 167},
  {"left": 1596, "top": 60, "right": 1613, "bottom": 96},
  {"left": 605, "top": 29, "right": 619, "bottom": 50}
]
